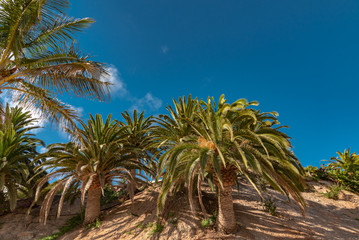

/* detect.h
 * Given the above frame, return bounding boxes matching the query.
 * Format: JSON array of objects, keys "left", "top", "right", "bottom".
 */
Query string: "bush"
[
  {"left": 263, "top": 198, "right": 277, "bottom": 216},
  {"left": 100, "top": 185, "right": 121, "bottom": 206},
  {"left": 322, "top": 184, "right": 342, "bottom": 200},
  {"left": 168, "top": 217, "right": 178, "bottom": 225},
  {"left": 38, "top": 212, "right": 83, "bottom": 240},
  {"left": 150, "top": 222, "right": 164, "bottom": 235},
  {"left": 86, "top": 218, "right": 102, "bottom": 230},
  {"left": 201, "top": 211, "right": 217, "bottom": 228}
]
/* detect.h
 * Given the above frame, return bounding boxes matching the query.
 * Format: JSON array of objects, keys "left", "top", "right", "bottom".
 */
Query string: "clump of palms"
[
  {"left": 0, "top": 104, "right": 43, "bottom": 211},
  {"left": 156, "top": 95, "right": 306, "bottom": 233},
  {"left": 33, "top": 114, "right": 151, "bottom": 224},
  {"left": 0, "top": 0, "right": 110, "bottom": 128}
]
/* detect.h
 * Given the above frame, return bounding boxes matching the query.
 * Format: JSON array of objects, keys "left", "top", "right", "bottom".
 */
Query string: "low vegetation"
[
  {"left": 38, "top": 213, "right": 83, "bottom": 240},
  {"left": 305, "top": 149, "right": 359, "bottom": 196}
]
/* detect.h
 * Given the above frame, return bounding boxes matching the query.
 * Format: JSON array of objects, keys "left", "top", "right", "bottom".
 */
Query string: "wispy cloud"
[
  {"left": 129, "top": 93, "right": 163, "bottom": 112},
  {"left": 103, "top": 66, "right": 127, "bottom": 97},
  {"left": 103, "top": 65, "right": 163, "bottom": 113},
  {"left": 161, "top": 45, "right": 169, "bottom": 54}
]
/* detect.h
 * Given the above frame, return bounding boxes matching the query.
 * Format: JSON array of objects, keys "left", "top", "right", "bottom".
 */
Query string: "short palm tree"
[
  {"left": 158, "top": 95, "right": 306, "bottom": 234},
  {"left": 34, "top": 114, "right": 151, "bottom": 224},
  {"left": 0, "top": 0, "right": 110, "bottom": 128},
  {"left": 329, "top": 148, "right": 359, "bottom": 173},
  {"left": 118, "top": 110, "right": 156, "bottom": 194},
  {"left": 0, "top": 104, "right": 43, "bottom": 210}
]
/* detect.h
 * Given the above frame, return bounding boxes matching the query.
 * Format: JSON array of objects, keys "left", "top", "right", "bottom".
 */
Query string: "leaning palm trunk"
[
  {"left": 215, "top": 166, "right": 237, "bottom": 233},
  {"left": 84, "top": 179, "right": 102, "bottom": 224}
]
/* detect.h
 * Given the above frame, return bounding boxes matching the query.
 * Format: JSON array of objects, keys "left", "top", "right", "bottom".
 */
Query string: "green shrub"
[
  {"left": 38, "top": 213, "right": 83, "bottom": 240},
  {"left": 322, "top": 184, "right": 342, "bottom": 200},
  {"left": 168, "top": 217, "right": 178, "bottom": 225},
  {"left": 263, "top": 198, "right": 277, "bottom": 216},
  {"left": 201, "top": 211, "right": 217, "bottom": 228},
  {"left": 150, "top": 222, "right": 164, "bottom": 235},
  {"left": 100, "top": 185, "right": 120, "bottom": 206},
  {"left": 137, "top": 221, "right": 145, "bottom": 229},
  {"left": 201, "top": 218, "right": 211, "bottom": 228},
  {"left": 86, "top": 218, "right": 102, "bottom": 230}
]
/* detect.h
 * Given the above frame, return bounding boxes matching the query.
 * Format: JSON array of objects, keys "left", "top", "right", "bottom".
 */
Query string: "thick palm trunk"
[
  {"left": 127, "top": 169, "right": 137, "bottom": 202},
  {"left": 84, "top": 181, "right": 101, "bottom": 224},
  {"left": 215, "top": 166, "right": 237, "bottom": 234},
  {"left": 217, "top": 185, "right": 236, "bottom": 233}
]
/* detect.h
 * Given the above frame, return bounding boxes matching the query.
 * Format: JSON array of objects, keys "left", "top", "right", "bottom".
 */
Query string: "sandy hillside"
[
  {"left": 1, "top": 180, "right": 359, "bottom": 240},
  {"left": 61, "top": 180, "right": 359, "bottom": 240}
]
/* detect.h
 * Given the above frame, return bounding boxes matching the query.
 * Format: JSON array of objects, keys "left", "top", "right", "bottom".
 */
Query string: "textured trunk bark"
[
  {"left": 217, "top": 185, "right": 237, "bottom": 234},
  {"left": 84, "top": 182, "right": 101, "bottom": 224},
  {"left": 130, "top": 169, "right": 137, "bottom": 192}
]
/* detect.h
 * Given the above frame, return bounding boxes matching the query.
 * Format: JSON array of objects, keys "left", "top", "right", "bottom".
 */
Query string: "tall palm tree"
[
  {"left": 157, "top": 95, "right": 306, "bottom": 234},
  {"left": 118, "top": 110, "right": 156, "bottom": 196},
  {"left": 0, "top": 104, "right": 43, "bottom": 211},
  {"left": 0, "top": 0, "right": 110, "bottom": 128},
  {"left": 34, "top": 114, "right": 151, "bottom": 224},
  {"left": 329, "top": 148, "right": 359, "bottom": 173}
]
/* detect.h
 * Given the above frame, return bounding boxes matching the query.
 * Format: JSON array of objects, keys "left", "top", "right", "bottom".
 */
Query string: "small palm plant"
[
  {"left": 157, "top": 95, "right": 306, "bottom": 233},
  {"left": 0, "top": 104, "right": 43, "bottom": 211},
  {"left": 328, "top": 148, "right": 359, "bottom": 174},
  {"left": 33, "top": 114, "right": 151, "bottom": 224}
]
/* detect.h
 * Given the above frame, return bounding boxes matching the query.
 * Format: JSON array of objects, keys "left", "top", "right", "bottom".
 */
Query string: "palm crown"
[
  {"left": 0, "top": 0, "right": 110, "bottom": 128},
  {"left": 329, "top": 148, "right": 359, "bottom": 173},
  {"left": 156, "top": 95, "right": 306, "bottom": 233},
  {"left": 34, "top": 114, "right": 151, "bottom": 224},
  {"left": 0, "top": 104, "right": 43, "bottom": 211}
]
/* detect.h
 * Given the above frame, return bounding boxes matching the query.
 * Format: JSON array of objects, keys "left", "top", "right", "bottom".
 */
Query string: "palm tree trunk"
[
  {"left": 214, "top": 165, "right": 237, "bottom": 234},
  {"left": 217, "top": 185, "right": 236, "bottom": 233},
  {"left": 84, "top": 181, "right": 101, "bottom": 224},
  {"left": 127, "top": 169, "right": 137, "bottom": 203}
]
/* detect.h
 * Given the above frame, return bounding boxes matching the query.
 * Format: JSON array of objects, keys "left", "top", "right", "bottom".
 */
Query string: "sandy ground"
[
  {"left": 1, "top": 180, "right": 359, "bottom": 240},
  {"left": 0, "top": 198, "right": 82, "bottom": 240}
]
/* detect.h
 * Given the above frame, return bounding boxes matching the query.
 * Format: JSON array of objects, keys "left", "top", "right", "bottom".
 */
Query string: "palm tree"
[
  {"left": 118, "top": 110, "right": 156, "bottom": 196},
  {"left": 34, "top": 114, "right": 151, "bottom": 224},
  {"left": 157, "top": 95, "right": 306, "bottom": 234},
  {"left": 0, "top": 0, "right": 110, "bottom": 128},
  {"left": 328, "top": 148, "right": 359, "bottom": 173},
  {"left": 0, "top": 104, "right": 43, "bottom": 211}
]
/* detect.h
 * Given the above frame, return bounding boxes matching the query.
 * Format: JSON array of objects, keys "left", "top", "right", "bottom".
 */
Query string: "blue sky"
[{"left": 35, "top": 0, "right": 359, "bottom": 167}]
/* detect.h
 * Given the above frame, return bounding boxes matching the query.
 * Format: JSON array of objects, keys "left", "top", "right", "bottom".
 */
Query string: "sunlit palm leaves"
[
  {"left": 0, "top": 104, "right": 43, "bottom": 210},
  {"left": 156, "top": 95, "right": 306, "bottom": 233},
  {"left": 329, "top": 148, "right": 359, "bottom": 173},
  {"left": 0, "top": 0, "right": 110, "bottom": 128},
  {"left": 34, "top": 114, "right": 151, "bottom": 224}
]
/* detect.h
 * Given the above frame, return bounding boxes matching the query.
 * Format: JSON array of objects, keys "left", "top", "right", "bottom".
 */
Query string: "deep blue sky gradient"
[{"left": 37, "top": 0, "right": 359, "bottom": 167}]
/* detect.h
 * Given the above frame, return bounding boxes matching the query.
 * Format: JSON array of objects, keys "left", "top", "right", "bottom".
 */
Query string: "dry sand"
[{"left": 1, "top": 180, "right": 358, "bottom": 240}]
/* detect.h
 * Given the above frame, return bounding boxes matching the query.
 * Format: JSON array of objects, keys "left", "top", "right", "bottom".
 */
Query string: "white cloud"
[
  {"left": 102, "top": 65, "right": 163, "bottom": 113},
  {"left": 103, "top": 66, "right": 127, "bottom": 97},
  {"left": 38, "top": 146, "right": 47, "bottom": 154},
  {"left": 161, "top": 45, "right": 169, "bottom": 54},
  {"left": 1, "top": 92, "right": 83, "bottom": 133},
  {"left": 130, "top": 93, "right": 163, "bottom": 112}
]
